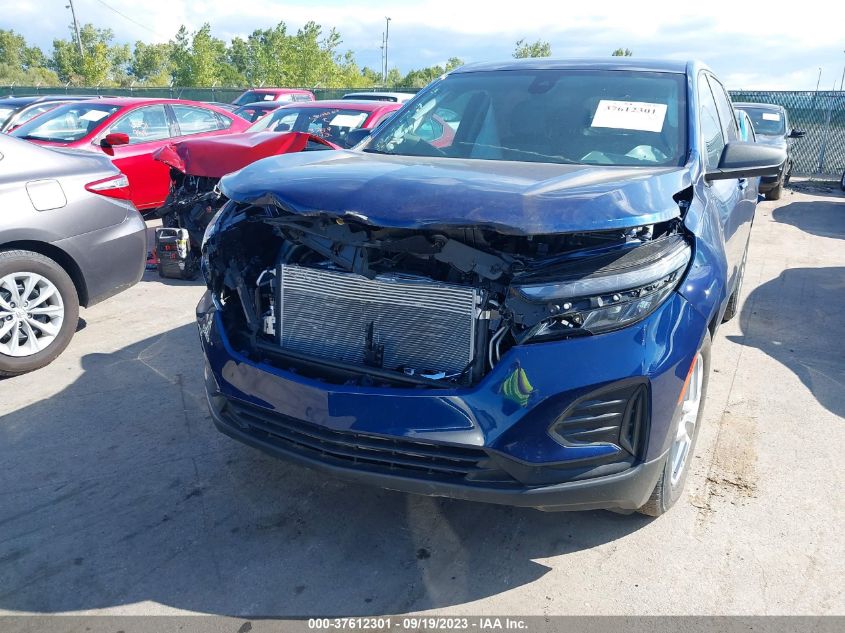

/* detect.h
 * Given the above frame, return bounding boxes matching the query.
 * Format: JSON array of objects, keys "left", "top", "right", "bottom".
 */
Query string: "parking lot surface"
[{"left": 1, "top": 183, "right": 843, "bottom": 616}]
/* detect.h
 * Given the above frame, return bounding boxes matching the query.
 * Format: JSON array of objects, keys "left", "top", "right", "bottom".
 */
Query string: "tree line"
[{"left": 0, "top": 24, "right": 626, "bottom": 89}]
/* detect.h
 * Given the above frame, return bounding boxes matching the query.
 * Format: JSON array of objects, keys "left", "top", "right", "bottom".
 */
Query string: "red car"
[
  {"left": 150, "top": 100, "right": 405, "bottom": 256},
  {"left": 231, "top": 88, "right": 315, "bottom": 106},
  {"left": 11, "top": 98, "right": 250, "bottom": 211}
]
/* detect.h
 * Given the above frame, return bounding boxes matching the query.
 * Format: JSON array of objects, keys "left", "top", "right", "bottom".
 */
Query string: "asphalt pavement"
[{"left": 1, "top": 182, "right": 843, "bottom": 616}]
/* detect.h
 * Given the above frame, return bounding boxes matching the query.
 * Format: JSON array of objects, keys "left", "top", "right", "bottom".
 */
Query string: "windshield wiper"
[{"left": 17, "top": 135, "right": 60, "bottom": 142}]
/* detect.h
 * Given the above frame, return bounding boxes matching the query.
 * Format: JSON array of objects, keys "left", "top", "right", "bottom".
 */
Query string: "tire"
[
  {"left": 638, "top": 332, "right": 711, "bottom": 517},
  {"left": 765, "top": 181, "right": 783, "bottom": 201},
  {"left": 721, "top": 242, "right": 748, "bottom": 323},
  {"left": 0, "top": 249, "right": 80, "bottom": 376},
  {"left": 840, "top": 169, "right": 845, "bottom": 192}
]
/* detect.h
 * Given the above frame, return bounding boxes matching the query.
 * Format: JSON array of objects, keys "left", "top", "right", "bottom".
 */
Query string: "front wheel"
[
  {"left": 765, "top": 181, "right": 783, "bottom": 201},
  {"left": 840, "top": 169, "right": 845, "bottom": 191},
  {"left": 638, "top": 332, "right": 711, "bottom": 517},
  {"left": 0, "top": 250, "right": 80, "bottom": 376}
]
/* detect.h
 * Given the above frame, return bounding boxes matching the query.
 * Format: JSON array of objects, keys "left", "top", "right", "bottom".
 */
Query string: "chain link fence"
[
  {"left": 730, "top": 91, "right": 845, "bottom": 177},
  {"left": 1, "top": 85, "right": 420, "bottom": 103},
  {"left": 5, "top": 85, "right": 845, "bottom": 177}
]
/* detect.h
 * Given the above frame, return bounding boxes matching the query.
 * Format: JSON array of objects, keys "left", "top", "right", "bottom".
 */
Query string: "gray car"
[
  {"left": 0, "top": 135, "right": 146, "bottom": 375},
  {"left": 734, "top": 102, "right": 804, "bottom": 200}
]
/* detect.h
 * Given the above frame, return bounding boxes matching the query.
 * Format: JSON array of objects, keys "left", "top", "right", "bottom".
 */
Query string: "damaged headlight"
[{"left": 513, "top": 240, "right": 691, "bottom": 340}]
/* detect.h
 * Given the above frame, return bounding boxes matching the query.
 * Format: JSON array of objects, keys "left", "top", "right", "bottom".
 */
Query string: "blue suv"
[{"left": 197, "top": 59, "right": 784, "bottom": 516}]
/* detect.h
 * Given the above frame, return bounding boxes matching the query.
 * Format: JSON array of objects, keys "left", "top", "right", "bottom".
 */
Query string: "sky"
[{"left": 4, "top": 0, "right": 845, "bottom": 90}]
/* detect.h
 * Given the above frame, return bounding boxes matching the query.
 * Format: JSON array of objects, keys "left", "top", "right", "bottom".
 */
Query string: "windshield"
[
  {"left": 15, "top": 103, "right": 62, "bottom": 127},
  {"left": 367, "top": 69, "right": 687, "bottom": 166},
  {"left": 739, "top": 106, "right": 786, "bottom": 136},
  {"left": 248, "top": 107, "right": 371, "bottom": 147},
  {"left": 11, "top": 102, "right": 121, "bottom": 143},
  {"left": 232, "top": 90, "right": 301, "bottom": 106},
  {"left": 0, "top": 106, "right": 15, "bottom": 125}
]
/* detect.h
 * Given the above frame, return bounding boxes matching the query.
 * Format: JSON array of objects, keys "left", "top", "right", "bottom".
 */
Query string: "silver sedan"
[{"left": 0, "top": 135, "right": 146, "bottom": 375}]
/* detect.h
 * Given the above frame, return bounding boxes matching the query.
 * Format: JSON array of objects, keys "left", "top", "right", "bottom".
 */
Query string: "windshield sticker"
[
  {"left": 79, "top": 110, "right": 110, "bottom": 122},
  {"left": 761, "top": 112, "right": 781, "bottom": 121},
  {"left": 329, "top": 113, "right": 366, "bottom": 128},
  {"left": 591, "top": 100, "right": 668, "bottom": 133},
  {"left": 262, "top": 94, "right": 275, "bottom": 101}
]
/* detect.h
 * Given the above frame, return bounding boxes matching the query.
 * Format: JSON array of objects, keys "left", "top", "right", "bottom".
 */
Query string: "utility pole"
[
  {"left": 384, "top": 17, "right": 391, "bottom": 86},
  {"left": 66, "top": 0, "right": 83, "bottom": 57},
  {"left": 380, "top": 32, "right": 385, "bottom": 85},
  {"left": 839, "top": 50, "right": 844, "bottom": 91}
]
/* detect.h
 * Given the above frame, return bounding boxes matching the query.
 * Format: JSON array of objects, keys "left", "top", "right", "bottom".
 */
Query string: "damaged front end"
[{"left": 203, "top": 201, "right": 692, "bottom": 389}]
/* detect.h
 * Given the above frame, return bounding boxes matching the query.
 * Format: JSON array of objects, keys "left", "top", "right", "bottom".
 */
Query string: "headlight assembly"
[{"left": 511, "top": 238, "right": 691, "bottom": 341}]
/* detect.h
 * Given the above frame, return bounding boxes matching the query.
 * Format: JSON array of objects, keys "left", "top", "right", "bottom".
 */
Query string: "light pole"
[
  {"left": 66, "top": 0, "right": 84, "bottom": 57},
  {"left": 384, "top": 17, "right": 392, "bottom": 86},
  {"left": 839, "top": 50, "right": 844, "bottom": 91},
  {"left": 380, "top": 32, "right": 385, "bottom": 85}
]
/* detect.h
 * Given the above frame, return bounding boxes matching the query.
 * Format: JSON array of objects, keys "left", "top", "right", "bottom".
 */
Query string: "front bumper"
[
  {"left": 198, "top": 289, "right": 708, "bottom": 511},
  {"left": 208, "top": 386, "right": 667, "bottom": 512}
]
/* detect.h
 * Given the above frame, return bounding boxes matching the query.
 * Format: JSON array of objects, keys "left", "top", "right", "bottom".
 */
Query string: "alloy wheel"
[
  {"left": 0, "top": 271, "right": 65, "bottom": 357},
  {"left": 669, "top": 352, "right": 703, "bottom": 486}
]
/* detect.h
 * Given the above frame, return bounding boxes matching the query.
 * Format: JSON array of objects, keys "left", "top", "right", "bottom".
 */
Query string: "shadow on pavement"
[
  {"left": 729, "top": 266, "right": 845, "bottom": 419},
  {"left": 0, "top": 323, "right": 649, "bottom": 616},
  {"left": 772, "top": 199, "right": 845, "bottom": 240}
]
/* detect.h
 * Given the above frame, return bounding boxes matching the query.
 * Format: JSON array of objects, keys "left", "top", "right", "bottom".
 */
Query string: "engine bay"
[{"left": 204, "top": 203, "right": 688, "bottom": 388}]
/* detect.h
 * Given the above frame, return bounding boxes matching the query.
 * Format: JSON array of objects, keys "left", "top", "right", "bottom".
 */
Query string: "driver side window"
[
  {"left": 107, "top": 106, "right": 171, "bottom": 144},
  {"left": 698, "top": 77, "right": 725, "bottom": 170}
]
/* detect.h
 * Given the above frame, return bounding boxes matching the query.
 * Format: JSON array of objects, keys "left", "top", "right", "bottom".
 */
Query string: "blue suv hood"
[{"left": 220, "top": 150, "right": 692, "bottom": 235}]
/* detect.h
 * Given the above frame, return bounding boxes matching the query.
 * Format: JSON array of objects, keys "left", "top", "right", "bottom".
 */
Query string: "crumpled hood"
[
  {"left": 153, "top": 131, "right": 337, "bottom": 179},
  {"left": 220, "top": 150, "right": 693, "bottom": 234}
]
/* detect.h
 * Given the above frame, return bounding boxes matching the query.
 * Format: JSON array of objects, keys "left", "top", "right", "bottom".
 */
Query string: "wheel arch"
[{"left": 0, "top": 240, "right": 89, "bottom": 307}]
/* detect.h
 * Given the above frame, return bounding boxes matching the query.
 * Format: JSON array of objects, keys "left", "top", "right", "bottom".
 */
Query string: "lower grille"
[
  {"left": 222, "top": 398, "right": 518, "bottom": 486},
  {"left": 550, "top": 382, "right": 649, "bottom": 456},
  {"left": 277, "top": 265, "right": 481, "bottom": 375}
]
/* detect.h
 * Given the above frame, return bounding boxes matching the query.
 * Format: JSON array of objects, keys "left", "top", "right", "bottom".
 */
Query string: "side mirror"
[
  {"left": 788, "top": 129, "right": 805, "bottom": 139},
  {"left": 101, "top": 132, "right": 129, "bottom": 148},
  {"left": 705, "top": 142, "right": 786, "bottom": 181},
  {"left": 345, "top": 127, "right": 372, "bottom": 148}
]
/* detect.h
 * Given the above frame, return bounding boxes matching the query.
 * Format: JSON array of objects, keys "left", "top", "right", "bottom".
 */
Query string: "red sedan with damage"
[
  {"left": 11, "top": 98, "right": 250, "bottom": 211},
  {"left": 151, "top": 100, "right": 407, "bottom": 252}
]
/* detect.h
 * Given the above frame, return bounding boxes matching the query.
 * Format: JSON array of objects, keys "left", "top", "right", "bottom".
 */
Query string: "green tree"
[
  {"left": 169, "top": 23, "right": 240, "bottom": 87},
  {"left": 130, "top": 41, "right": 173, "bottom": 85},
  {"left": 0, "top": 30, "right": 48, "bottom": 70},
  {"left": 513, "top": 39, "right": 551, "bottom": 59},
  {"left": 50, "top": 24, "right": 129, "bottom": 86},
  {"left": 612, "top": 48, "right": 633, "bottom": 56},
  {"left": 0, "top": 29, "right": 59, "bottom": 86},
  {"left": 400, "top": 58, "right": 462, "bottom": 88}
]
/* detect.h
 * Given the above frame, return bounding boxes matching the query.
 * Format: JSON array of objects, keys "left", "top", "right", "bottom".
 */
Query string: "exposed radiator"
[{"left": 277, "top": 265, "right": 482, "bottom": 375}]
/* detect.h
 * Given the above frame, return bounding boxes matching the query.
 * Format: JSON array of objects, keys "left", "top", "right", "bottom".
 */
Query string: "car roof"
[
  {"left": 236, "top": 102, "right": 283, "bottom": 109},
  {"left": 452, "top": 57, "right": 693, "bottom": 75},
  {"left": 343, "top": 91, "right": 415, "bottom": 99},
  {"left": 242, "top": 88, "right": 313, "bottom": 94},
  {"left": 733, "top": 102, "right": 785, "bottom": 111},
  {"left": 277, "top": 99, "right": 400, "bottom": 112},
  {"left": 0, "top": 95, "right": 102, "bottom": 105},
  {"left": 49, "top": 97, "right": 231, "bottom": 108}
]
